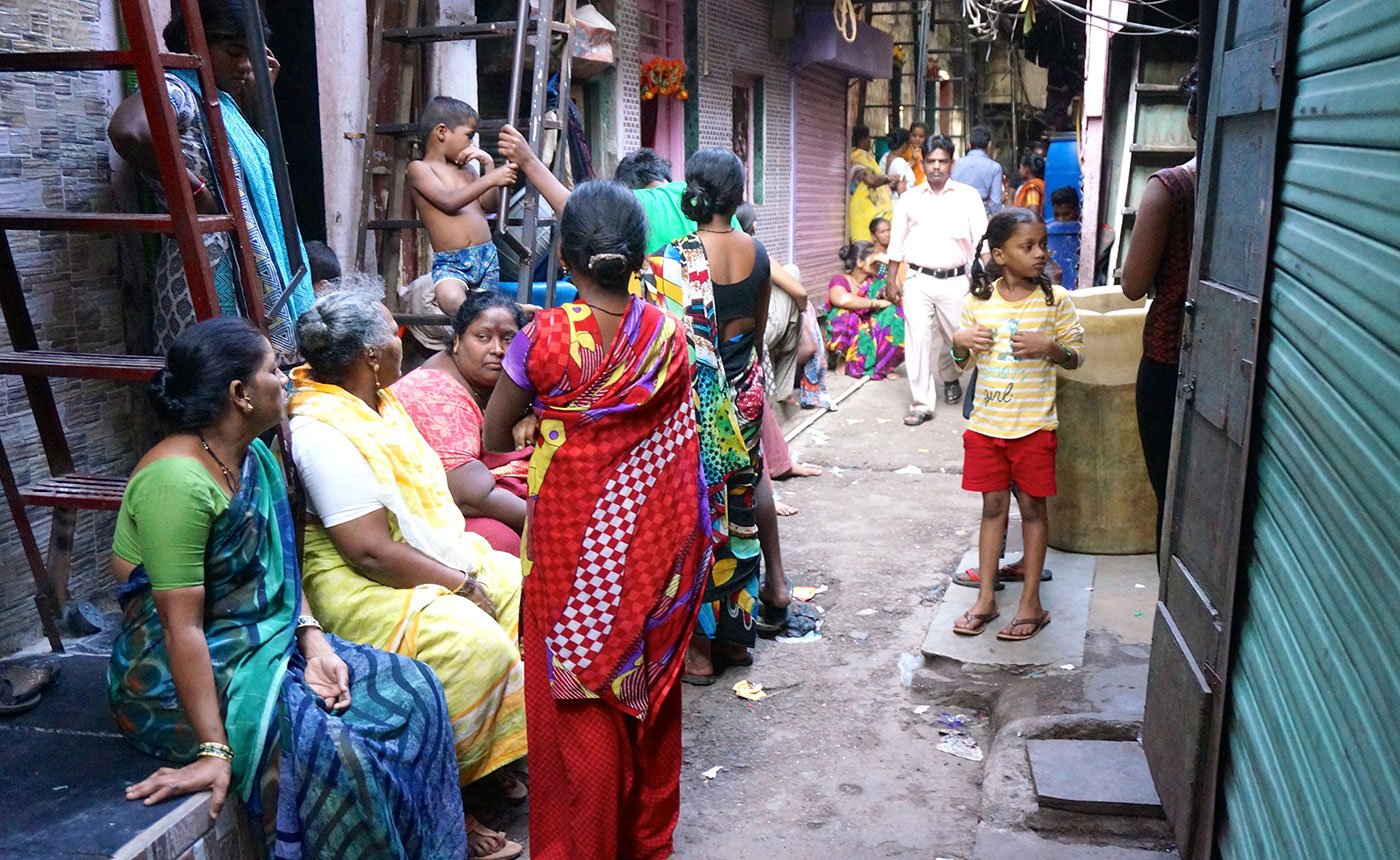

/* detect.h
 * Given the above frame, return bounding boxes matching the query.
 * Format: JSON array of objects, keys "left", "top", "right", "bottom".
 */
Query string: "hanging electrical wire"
[
  {"left": 964, "top": 0, "right": 1196, "bottom": 40},
  {"left": 1040, "top": 0, "right": 1198, "bottom": 36}
]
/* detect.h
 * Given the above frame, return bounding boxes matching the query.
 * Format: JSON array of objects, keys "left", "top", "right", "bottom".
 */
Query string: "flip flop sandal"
[
  {"left": 0, "top": 662, "right": 58, "bottom": 701},
  {"left": 465, "top": 816, "right": 523, "bottom": 860},
  {"left": 715, "top": 651, "right": 754, "bottom": 669},
  {"left": 0, "top": 686, "right": 40, "bottom": 717},
  {"left": 953, "top": 566, "right": 1055, "bottom": 589},
  {"left": 952, "top": 569, "right": 1005, "bottom": 591},
  {"left": 996, "top": 611, "right": 1052, "bottom": 642},
  {"left": 903, "top": 410, "right": 932, "bottom": 426},
  {"left": 681, "top": 671, "right": 718, "bottom": 687},
  {"left": 755, "top": 601, "right": 820, "bottom": 638},
  {"left": 952, "top": 610, "right": 1000, "bottom": 636}
]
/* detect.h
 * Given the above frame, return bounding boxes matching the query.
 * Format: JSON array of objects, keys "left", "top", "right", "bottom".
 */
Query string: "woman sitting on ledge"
[
  {"left": 108, "top": 318, "right": 466, "bottom": 858},
  {"left": 392, "top": 290, "right": 533, "bottom": 555},
  {"left": 288, "top": 291, "right": 527, "bottom": 860}
]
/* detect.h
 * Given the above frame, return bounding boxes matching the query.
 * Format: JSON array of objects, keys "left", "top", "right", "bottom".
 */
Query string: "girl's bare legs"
[
  {"left": 956, "top": 490, "right": 1008, "bottom": 630},
  {"left": 1008, "top": 490, "right": 1048, "bottom": 633},
  {"left": 756, "top": 472, "right": 790, "bottom": 613}
]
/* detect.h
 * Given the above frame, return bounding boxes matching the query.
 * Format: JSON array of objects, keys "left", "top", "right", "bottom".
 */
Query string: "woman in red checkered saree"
[{"left": 485, "top": 181, "right": 710, "bottom": 859}]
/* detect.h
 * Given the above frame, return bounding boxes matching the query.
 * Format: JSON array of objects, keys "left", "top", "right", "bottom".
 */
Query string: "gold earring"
[{"left": 242, "top": 401, "right": 254, "bottom": 414}]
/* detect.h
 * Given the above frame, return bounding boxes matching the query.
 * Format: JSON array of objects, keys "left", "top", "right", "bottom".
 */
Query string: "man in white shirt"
[{"left": 886, "top": 134, "right": 989, "bottom": 425}]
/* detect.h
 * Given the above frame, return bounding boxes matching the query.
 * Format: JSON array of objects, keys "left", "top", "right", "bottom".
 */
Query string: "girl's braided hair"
[{"left": 968, "top": 207, "right": 1055, "bottom": 306}]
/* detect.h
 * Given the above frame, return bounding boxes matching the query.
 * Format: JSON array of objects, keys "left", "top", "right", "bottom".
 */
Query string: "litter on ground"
[
  {"left": 936, "top": 734, "right": 983, "bottom": 762},
  {"left": 701, "top": 766, "right": 725, "bottom": 780},
  {"left": 791, "top": 585, "right": 828, "bottom": 601},
  {"left": 732, "top": 680, "right": 769, "bottom": 702},
  {"left": 894, "top": 464, "right": 922, "bottom": 475}
]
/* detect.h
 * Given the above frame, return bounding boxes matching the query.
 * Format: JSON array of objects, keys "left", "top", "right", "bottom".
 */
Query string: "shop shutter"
[
  {"left": 1218, "top": 1, "right": 1400, "bottom": 857},
  {"left": 792, "top": 66, "right": 849, "bottom": 304}
]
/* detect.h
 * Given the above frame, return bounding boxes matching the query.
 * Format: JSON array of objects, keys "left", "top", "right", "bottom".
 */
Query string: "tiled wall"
[
  {"left": 0, "top": 1, "right": 137, "bottom": 649},
  {"left": 614, "top": 0, "right": 793, "bottom": 262}
]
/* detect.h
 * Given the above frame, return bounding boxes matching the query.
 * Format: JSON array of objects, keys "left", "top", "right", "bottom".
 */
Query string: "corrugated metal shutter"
[
  {"left": 792, "top": 66, "right": 849, "bottom": 304},
  {"left": 1219, "top": 2, "right": 1400, "bottom": 857}
]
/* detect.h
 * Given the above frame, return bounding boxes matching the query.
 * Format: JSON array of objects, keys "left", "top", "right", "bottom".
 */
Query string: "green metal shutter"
[{"left": 1219, "top": 1, "right": 1400, "bottom": 857}]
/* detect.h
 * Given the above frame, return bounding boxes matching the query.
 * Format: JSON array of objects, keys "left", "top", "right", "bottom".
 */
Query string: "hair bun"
[
  {"left": 680, "top": 181, "right": 717, "bottom": 223},
  {"left": 588, "top": 251, "right": 634, "bottom": 283},
  {"left": 148, "top": 367, "right": 186, "bottom": 424}
]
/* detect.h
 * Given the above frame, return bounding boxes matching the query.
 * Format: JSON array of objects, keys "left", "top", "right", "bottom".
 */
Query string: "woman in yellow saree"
[
  {"left": 848, "top": 124, "right": 894, "bottom": 242},
  {"left": 288, "top": 291, "right": 527, "bottom": 860}
]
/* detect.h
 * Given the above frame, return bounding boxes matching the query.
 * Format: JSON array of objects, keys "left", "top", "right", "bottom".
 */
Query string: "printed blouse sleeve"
[{"left": 502, "top": 320, "right": 537, "bottom": 394}]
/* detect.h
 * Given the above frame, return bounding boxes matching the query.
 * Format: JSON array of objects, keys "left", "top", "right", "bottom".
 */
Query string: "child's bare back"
[{"left": 409, "top": 96, "right": 518, "bottom": 314}]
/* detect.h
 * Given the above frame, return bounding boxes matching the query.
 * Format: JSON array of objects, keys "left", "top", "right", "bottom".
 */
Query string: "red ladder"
[{"left": 0, "top": 0, "right": 272, "bottom": 651}]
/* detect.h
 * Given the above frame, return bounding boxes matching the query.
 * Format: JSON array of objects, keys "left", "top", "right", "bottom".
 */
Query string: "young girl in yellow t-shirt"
[{"left": 950, "top": 207, "right": 1085, "bottom": 642}]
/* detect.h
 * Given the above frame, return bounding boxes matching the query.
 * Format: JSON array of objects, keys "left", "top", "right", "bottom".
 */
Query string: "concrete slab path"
[{"left": 922, "top": 548, "right": 1095, "bottom": 667}]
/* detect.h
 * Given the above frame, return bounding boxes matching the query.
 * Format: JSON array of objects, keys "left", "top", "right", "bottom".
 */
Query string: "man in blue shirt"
[{"left": 950, "top": 125, "right": 1003, "bottom": 216}]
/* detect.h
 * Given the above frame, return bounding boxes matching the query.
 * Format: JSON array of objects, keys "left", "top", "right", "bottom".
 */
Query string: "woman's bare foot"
[
  {"left": 774, "top": 461, "right": 823, "bottom": 480},
  {"left": 465, "top": 814, "right": 522, "bottom": 860},
  {"left": 682, "top": 635, "right": 716, "bottom": 684},
  {"left": 775, "top": 501, "right": 798, "bottom": 517}
]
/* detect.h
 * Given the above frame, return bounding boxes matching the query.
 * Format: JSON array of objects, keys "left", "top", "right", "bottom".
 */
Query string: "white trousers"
[{"left": 903, "top": 272, "right": 968, "bottom": 414}]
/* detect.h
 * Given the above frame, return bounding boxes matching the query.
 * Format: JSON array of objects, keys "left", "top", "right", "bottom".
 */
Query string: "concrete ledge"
[{"left": 978, "top": 712, "right": 1175, "bottom": 852}]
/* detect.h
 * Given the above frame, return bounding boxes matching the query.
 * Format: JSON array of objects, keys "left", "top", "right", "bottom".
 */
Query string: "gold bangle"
[
  {"left": 452, "top": 569, "right": 477, "bottom": 595},
  {"left": 197, "top": 741, "right": 234, "bottom": 763}
]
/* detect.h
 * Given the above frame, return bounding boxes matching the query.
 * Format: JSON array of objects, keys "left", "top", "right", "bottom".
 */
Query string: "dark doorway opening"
[{"left": 264, "top": 0, "right": 327, "bottom": 242}]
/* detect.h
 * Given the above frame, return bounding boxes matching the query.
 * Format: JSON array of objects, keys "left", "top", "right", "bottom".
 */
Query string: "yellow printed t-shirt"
[{"left": 960, "top": 281, "right": 1085, "bottom": 440}]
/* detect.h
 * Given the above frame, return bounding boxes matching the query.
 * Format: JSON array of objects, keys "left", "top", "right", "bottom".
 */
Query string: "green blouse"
[{"left": 112, "top": 457, "right": 230, "bottom": 591}]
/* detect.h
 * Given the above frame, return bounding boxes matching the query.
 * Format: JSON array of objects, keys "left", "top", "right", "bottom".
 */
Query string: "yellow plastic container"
[{"left": 1047, "top": 287, "right": 1158, "bottom": 554}]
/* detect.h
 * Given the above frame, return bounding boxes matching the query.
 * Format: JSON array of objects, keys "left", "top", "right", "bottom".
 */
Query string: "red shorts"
[{"left": 962, "top": 429, "right": 1058, "bottom": 497}]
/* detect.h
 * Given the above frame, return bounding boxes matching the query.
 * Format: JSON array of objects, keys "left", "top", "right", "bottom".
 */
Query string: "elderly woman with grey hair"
[{"left": 287, "top": 290, "right": 528, "bottom": 860}]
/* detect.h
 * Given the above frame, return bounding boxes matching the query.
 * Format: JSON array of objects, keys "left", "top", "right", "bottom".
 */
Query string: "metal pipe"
[{"left": 238, "top": 0, "right": 307, "bottom": 319}]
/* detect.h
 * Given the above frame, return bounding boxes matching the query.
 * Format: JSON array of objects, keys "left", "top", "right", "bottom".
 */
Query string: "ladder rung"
[
  {"left": 382, "top": 20, "right": 571, "bottom": 45},
  {"left": 0, "top": 50, "right": 201, "bottom": 73},
  {"left": 394, "top": 313, "right": 452, "bottom": 326},
  {"left": 369, "top": 216, "right": 556, "bottom": 230},
  {"left": 375, "top": 117, "right": 563, "bottom": 137},
  {"left": 0, "top": 351, "right": 165, "bottom": 382},
  {"left": 19, "top": 474, "right": 128, "bottom": 511},
  {"left": 0, "top": 211, "right": 236, "bottom": 234}
]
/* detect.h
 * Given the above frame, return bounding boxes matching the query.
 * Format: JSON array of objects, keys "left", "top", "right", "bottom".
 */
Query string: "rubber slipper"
[
  {"left": 952, "top": 610, "right": 1000, "bottom": 636},
  {"left": 952, "top": 569, "right": 1005, "bottom": 591},
  {"left": 681, "top": 671, "right": 717, "bottom": 687},
  {"left": 0, "top": 688, "right": 40, "bottom": 716},
  {"left": 755, "top": 601, "right": 820, "bottom": 638},
  {"left": 996, "top": 611, "right": 1052, "bottom": 641},
  {"left": 0, "top": 663, "right": 57, "bottom": 701},
  {"left": 903, "top": 410, "right": 932, "bottom": 426},
  {"left": 715, "top": 651, "right": 754, "bottom": 669},
  {"left": 465, "top": 816, "right": 522, "bottom": 860}
]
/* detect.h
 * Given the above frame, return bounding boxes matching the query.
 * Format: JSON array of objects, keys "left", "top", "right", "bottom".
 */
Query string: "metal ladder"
[
  {"left": 354, "top": 0, "right": 578, "bottom": 308},
  {"left": 0, "top": 0, "right": 277, "bottom": 651}
]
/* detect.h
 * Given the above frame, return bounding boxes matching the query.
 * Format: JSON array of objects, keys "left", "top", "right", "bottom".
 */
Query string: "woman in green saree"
[{"left": 107, "top": 318, "right": 466, "bottom": 858}]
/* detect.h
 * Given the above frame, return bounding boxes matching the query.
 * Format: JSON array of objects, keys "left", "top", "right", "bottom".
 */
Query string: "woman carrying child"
[
  {"left": 950, "top": 208, "right": 1085, "bottom": 642},
  {"left": 483, "top": 181, "right": 710, "bottom": 859}
]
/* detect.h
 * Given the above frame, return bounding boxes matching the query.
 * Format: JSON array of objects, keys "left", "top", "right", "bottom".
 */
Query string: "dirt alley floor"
[{"left": 670, "top": 373, "right": 986, "bottom": 858}]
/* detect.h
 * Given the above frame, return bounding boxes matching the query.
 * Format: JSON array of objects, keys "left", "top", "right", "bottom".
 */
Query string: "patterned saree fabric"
[
  {"left": 287, "top": 368, "right": 527, "bottom": 784},
  {"left": 505, "top": 298, "right": 709, "bottom": 717},
  {"left": 642, "top": 237, "right": 764, "bottom": 647},
  {"left": 825, "top": 268, "right": 907, "bottom": 380},
  {"left": 158, "top": 71, "right": 314, "bottom": 365},
  {"left": 107, "top": 441, "right": 466, "bottom": 859}
]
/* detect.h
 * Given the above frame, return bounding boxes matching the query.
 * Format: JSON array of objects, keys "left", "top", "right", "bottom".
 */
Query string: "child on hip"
[
  {"left": 407, "top": 96, "right": 518, "bottom": 318},
  {"left": 950, "top": 207, "right": 1085, "bottom": 642}
]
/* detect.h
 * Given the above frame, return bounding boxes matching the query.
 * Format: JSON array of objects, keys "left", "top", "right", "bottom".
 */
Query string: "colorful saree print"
[
  {"left": 643, "top": 236, "right": 764, "bottom": 648},
  {"left": 287, "top": 369, "right": 527, "bottom": 786},
  {"left": 108, "top": 440, "right": 465, "bottom": 859},
  {"left": 825, "top": 269, "right": 906, "bottom": 380},
  {"left": 505, "top": 297, "right": 709, "bottom": 715}
]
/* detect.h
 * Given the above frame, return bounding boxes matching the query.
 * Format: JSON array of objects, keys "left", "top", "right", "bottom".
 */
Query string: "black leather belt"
[{"left": 907, "top": 262, "right": 967, "bottom": 279}]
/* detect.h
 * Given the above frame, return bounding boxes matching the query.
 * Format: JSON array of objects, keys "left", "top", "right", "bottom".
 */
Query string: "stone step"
[{"left": 1028, "top": 739, "right": 1164, "bottom": 817}]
